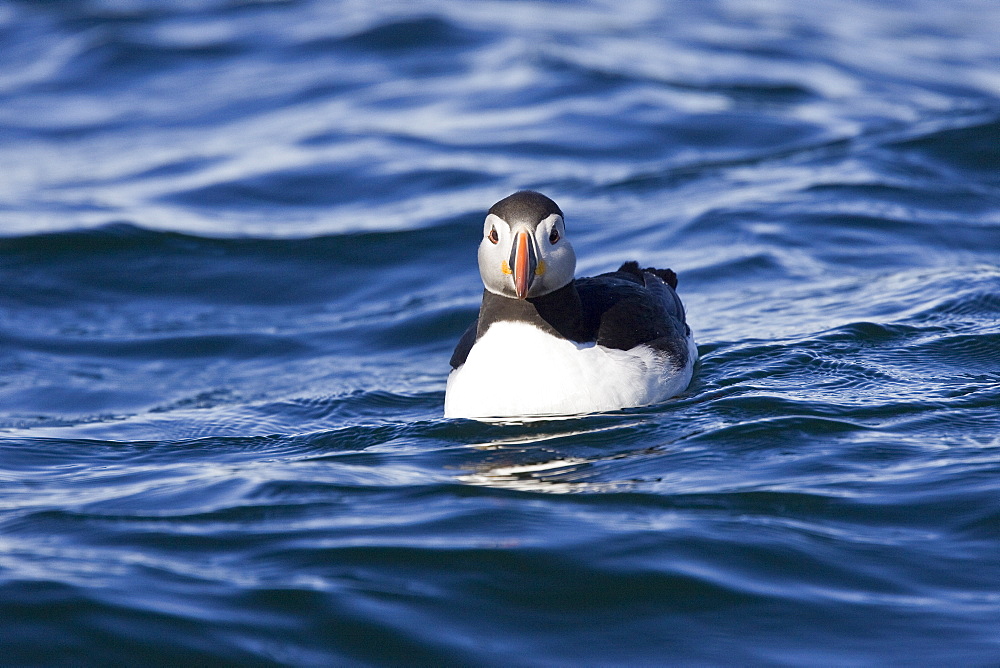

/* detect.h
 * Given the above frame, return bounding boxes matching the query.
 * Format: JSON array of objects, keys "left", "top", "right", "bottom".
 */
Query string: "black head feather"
[{"left": 488, "top": 191, "right": 563, "bottom": 226}]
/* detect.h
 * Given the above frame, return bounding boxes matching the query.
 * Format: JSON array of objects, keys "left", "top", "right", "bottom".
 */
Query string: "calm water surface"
[{"left": 1, "top": 0, "right": 999, "bottom": 664}]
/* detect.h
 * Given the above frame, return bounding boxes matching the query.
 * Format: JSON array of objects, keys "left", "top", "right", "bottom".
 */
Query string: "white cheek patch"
[
  {"left": 539, "top": 213, "right": 562, "bottom": 230},
  {"left": 484, "top": 214, "right": 509, "bottom": 239},
  {"left": 540, "top": 215, "right": 567, "bottom": 264},
  {"left": 534, "top": 214, "right": 562, "bottom": 243},
  {"left": 479, "top": 214, "right": 516, "bottom": 296}
]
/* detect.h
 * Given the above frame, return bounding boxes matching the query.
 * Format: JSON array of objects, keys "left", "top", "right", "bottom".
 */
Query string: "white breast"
[{"left": 444, "top": 321, "right": 696, "bottom": 420}]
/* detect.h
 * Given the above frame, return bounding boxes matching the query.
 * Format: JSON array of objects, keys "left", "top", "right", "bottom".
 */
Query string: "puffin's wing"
[
  {"left": 449, "top": 319, "right": 478, "bottom": 369},
  {"left": 638, "top": 269, "right": 686, "bottom": 325},
  {"left": 593, "top": 261, "right": 678, "bottom": 289},
  {"left": 611, "top": 261, "right": 685, "bottom": 324},
  {"left": 577, "top": 262, "right": 692, "bottom": 366}
]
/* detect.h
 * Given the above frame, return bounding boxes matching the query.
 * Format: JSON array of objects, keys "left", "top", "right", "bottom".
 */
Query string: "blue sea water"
[{"left": 1, "top": 0, "right": 999, "bottom": 664}]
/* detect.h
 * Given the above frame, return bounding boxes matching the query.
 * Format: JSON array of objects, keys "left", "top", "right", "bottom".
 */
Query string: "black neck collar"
[{"left": 477, "top": 282, "right": 588, "bottom": 342}]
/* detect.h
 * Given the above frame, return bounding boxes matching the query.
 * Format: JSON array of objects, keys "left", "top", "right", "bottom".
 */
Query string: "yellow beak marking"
[
  {"left": 535, "top": 260, "right": 546, "bottom": 276},
  {"left": 501, "top": 260, "right": 512, "bottom": 275}
]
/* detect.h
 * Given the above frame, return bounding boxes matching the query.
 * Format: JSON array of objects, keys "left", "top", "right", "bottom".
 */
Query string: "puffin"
[{"left": 444, "top": 191, "right": 697, "bottom": 420}]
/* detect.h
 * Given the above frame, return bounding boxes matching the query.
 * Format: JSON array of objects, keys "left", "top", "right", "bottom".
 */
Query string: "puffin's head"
[{"left": 478, "top": 191, "right": 576, "bottom": 299}]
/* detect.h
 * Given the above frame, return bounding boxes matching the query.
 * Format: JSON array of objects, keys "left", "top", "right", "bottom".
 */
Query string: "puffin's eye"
[
  {"left": 549, "top": 228, "right": 560, "bottom": 244},
  {"left": 488, "top": 227, "right": 499, "bottom": 244}
]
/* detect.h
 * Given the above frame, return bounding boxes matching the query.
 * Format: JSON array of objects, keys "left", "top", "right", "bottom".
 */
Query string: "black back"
[{"left": 449, "top": 261, "right": 691, "bottom": 369}]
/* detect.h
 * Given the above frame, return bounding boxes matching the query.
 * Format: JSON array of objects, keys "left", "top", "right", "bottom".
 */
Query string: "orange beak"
[{"left": 511, "top": 230, "right": 536, "bottom": 299}]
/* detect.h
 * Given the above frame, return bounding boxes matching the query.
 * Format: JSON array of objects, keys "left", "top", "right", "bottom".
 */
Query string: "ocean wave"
[{"left": 2, "top": 0, "right": 1000, "bottom": 663}]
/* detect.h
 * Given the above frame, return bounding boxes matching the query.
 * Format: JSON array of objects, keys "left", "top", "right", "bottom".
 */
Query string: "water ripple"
[{"left": 2, "top": 0, "right": 1000, "bottom": 664}]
